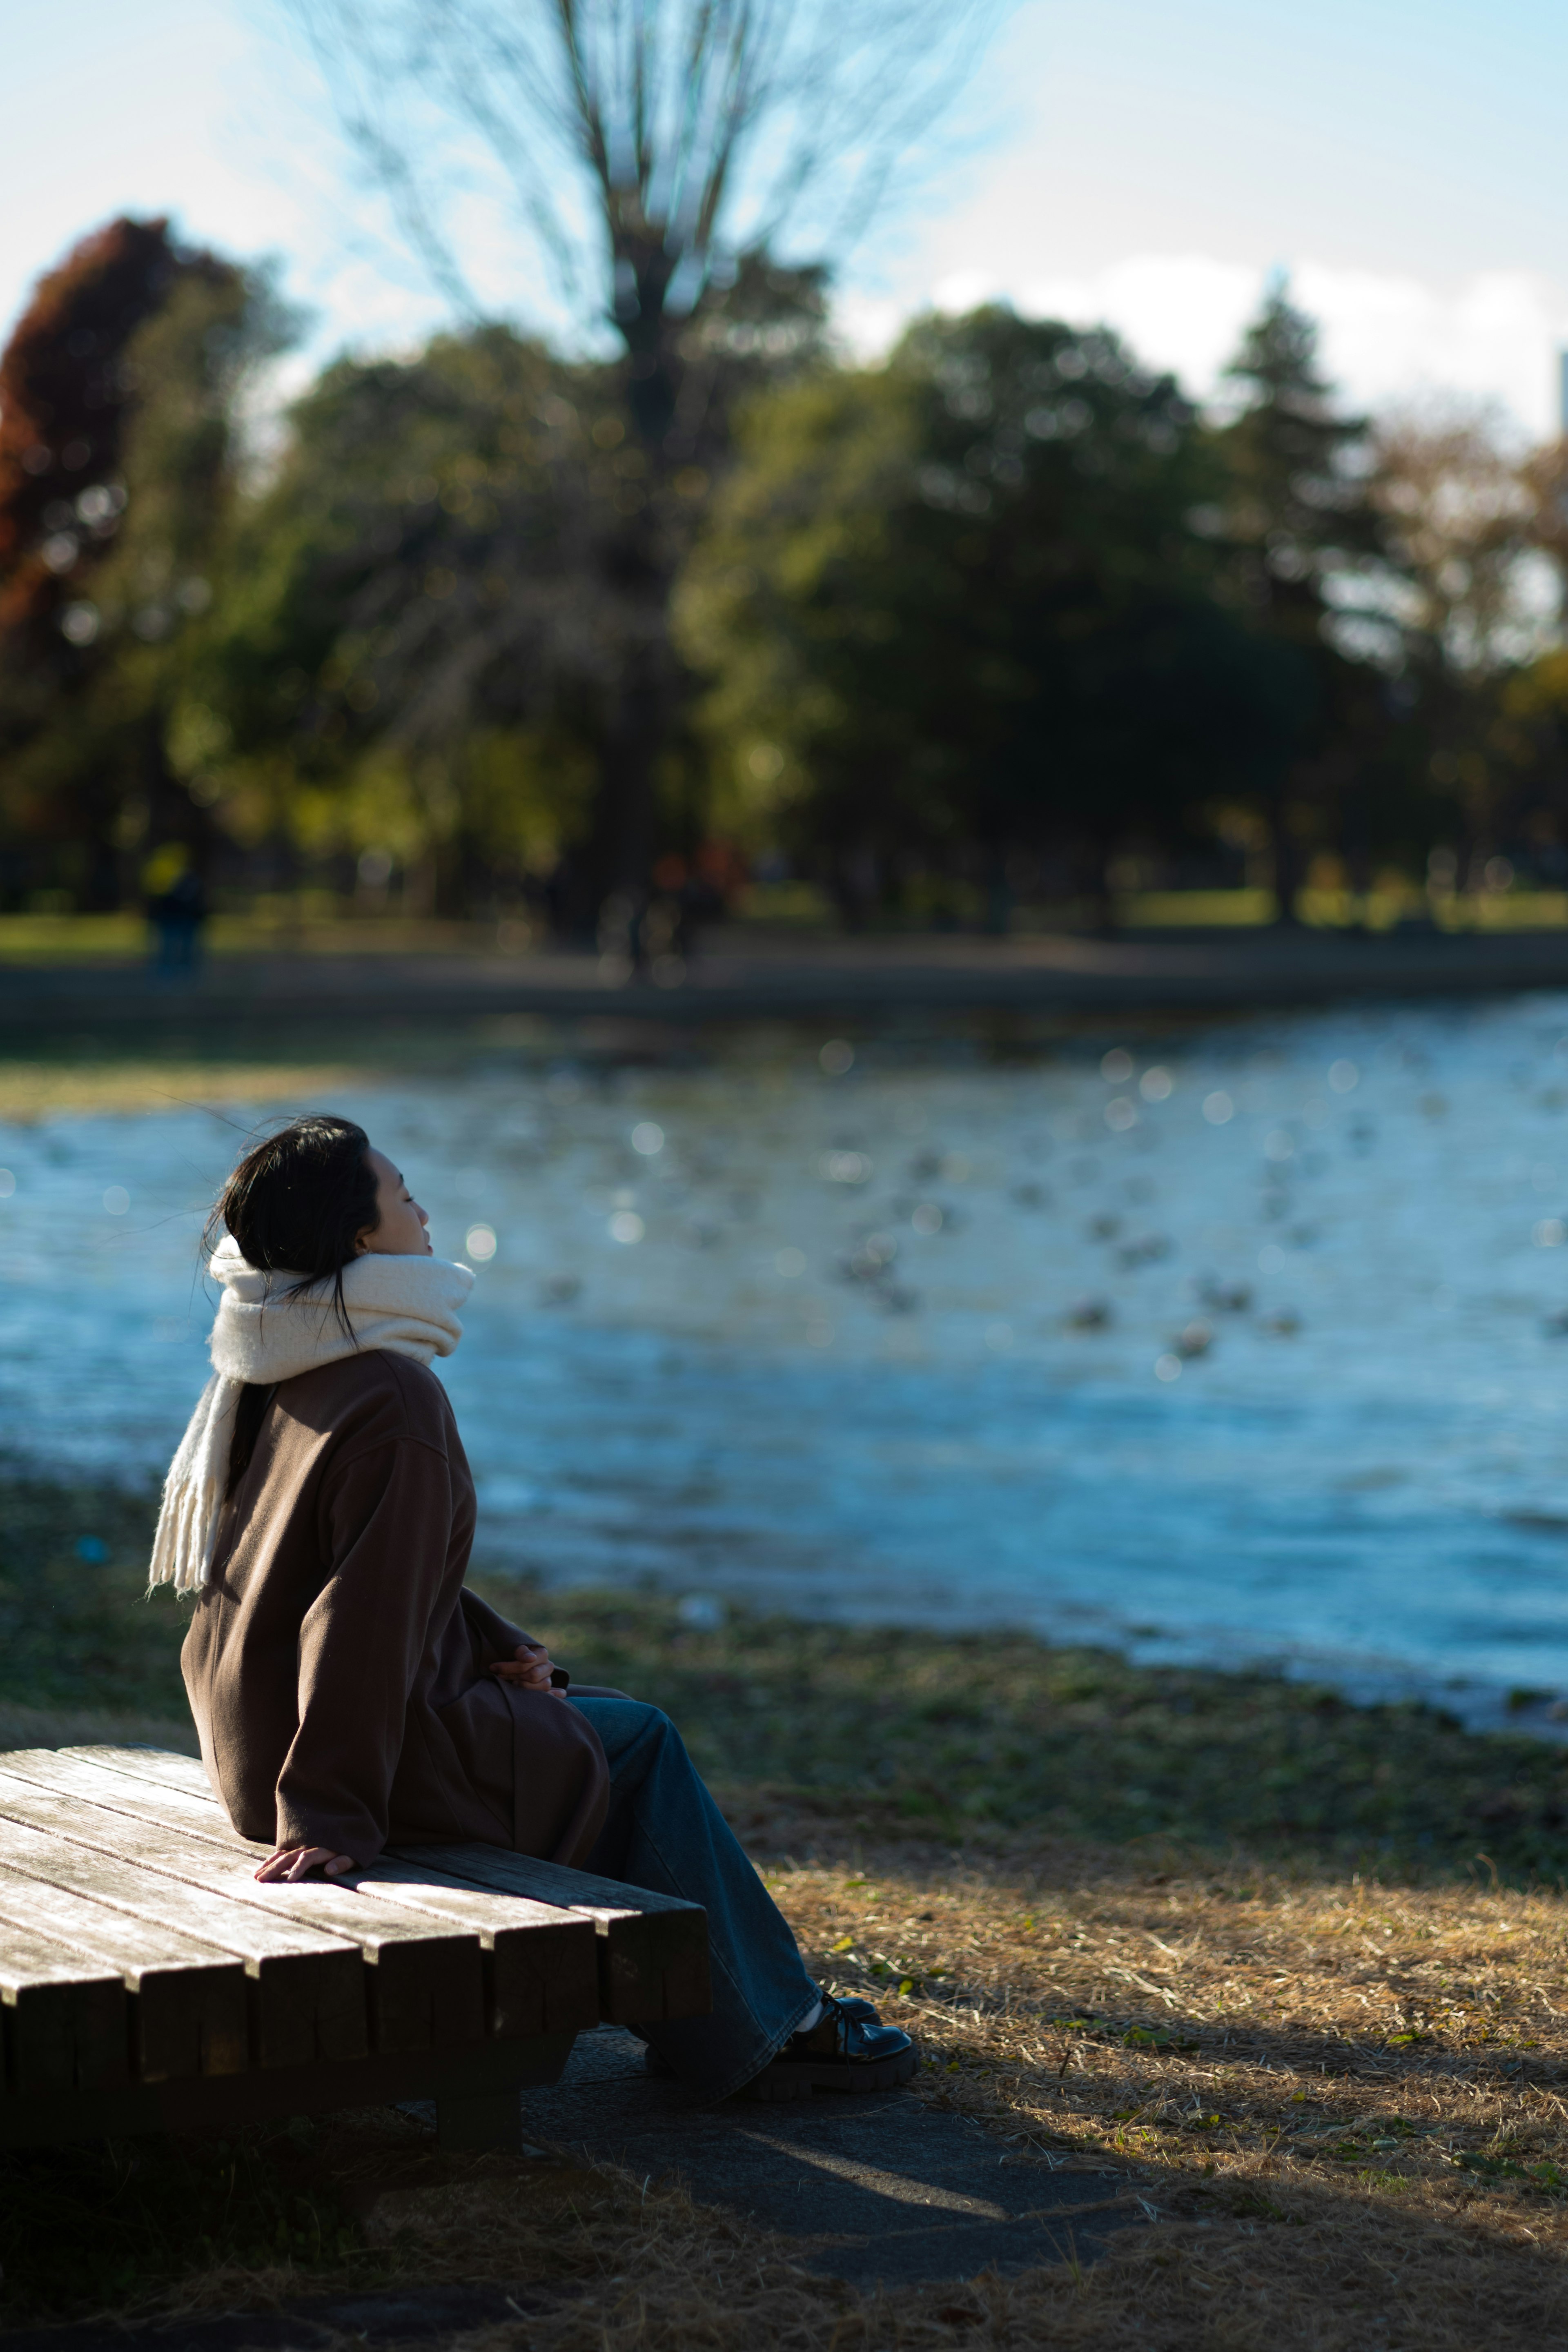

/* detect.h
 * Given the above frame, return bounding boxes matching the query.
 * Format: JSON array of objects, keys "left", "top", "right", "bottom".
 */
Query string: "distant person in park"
[
  {"left": 149, "top": 1115, "right": 915, "bottom": 2105},
  {"left": 143, "top": 844, "right": 207, "bottom": 976}
]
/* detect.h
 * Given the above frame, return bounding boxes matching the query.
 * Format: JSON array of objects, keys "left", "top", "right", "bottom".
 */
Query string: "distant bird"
[{"left": 1173, "top": 1321, "right": 1213, "bottom": 1360}]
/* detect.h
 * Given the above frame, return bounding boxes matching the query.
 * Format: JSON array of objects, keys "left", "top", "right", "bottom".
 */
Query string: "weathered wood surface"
[
  {"left": 0, "top": 1917, "right": 127, "bottom": 2096},
  {"left": 0, "top": 1761, "right": 484, "bottom": 2054},
  {"left": 52, "top": 1753, "right": 601, "bottom": 2040},
  {"left": 0, "top": 1859, "right": 247, "bottom": 2081},
  {"left": 396, "top": 1845, "right": 712, "bottom": 2025},
  {"left": 0, "top": 1806, "right": 365, "bottom": 2069},
  {"left": 70, "top": 1745, "right": 713, "bottom": 2027},
  {"left": 0, "top": 1742, "right": 710, "bottom": 2149},
  {"left": 72, "top": 1746, "right": 218, "bottom": 1800}
]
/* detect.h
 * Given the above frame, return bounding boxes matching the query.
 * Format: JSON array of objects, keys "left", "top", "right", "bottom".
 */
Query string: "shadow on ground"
[
  {"left": 504, "top": 2025, "right": 1146, "bottom": 2288},
  {"left": 0, "top": 2032, "right": 1148, "bottom": 2352}
]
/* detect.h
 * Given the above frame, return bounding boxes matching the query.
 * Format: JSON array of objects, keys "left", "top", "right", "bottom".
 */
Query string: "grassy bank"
[
  {"left": 7, "top": 1464, "right": 1568, "bottom": 2344},
  {"left": 12, "top": 1463, "right": 1568, "bottom": 1886}
]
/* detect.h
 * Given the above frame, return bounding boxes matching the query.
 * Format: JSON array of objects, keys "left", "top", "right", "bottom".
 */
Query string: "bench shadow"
[{"left": 508, "top": 2025, "right": 1148, "bottom": 2285}]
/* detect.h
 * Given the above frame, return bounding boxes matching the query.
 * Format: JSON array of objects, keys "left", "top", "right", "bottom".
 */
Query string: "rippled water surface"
[{"left": 11, "top": 995, "right": 1568, "bottom": 1717}]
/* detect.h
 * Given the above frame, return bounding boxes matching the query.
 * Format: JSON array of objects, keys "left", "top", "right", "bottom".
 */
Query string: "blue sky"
[{"left": 4, "top": 0, "right": 1566, "bottom": 429}]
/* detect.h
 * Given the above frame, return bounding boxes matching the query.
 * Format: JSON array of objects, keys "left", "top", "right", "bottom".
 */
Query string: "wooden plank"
[
  {"left": 0, "top": 1919, "right": 127, "bottom": 2096},
  {"left": 0, "top": 1862, "right": 246, "bottom": 2082},
  {"left": 3, "top": 1751, "right": 254, "bottom": 1845},
  {"left": 51, "top": 1747, "right": 704, "bottom": 2026},
  {"left": 390, "top": 1844, "right": 711, "bottom": 2025},
  {"left": 0, "top": 2027, "right": 577, "bottom": 2151},
  {"left": 47, "top": 1752, "right": 601, "bottom": 2040},
  {"left": 0, "top": 1769, "right": 483, "bottom": 2056},
  {"left": 68, "top": 1746, "right": 216, "bottom": 1800},
  {"left": 0, "top": 1809, "right": 363, "bottom": 2069},
  {"left": 352, "top": 1862, "right": 599, "bottom": 2037}
]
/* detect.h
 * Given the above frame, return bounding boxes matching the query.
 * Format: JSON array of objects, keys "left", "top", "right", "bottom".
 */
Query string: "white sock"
[{"left": 796, "top": 1996, "right": 824, "bottom": 2035}]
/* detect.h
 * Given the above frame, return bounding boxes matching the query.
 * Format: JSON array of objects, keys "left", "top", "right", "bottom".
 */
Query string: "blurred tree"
[
  {"left": 680, "top": 305, "right": 1303, "bottom": 922},
  {"left": 1369, "top": 405, "right": 1544, "bottom": 887},
  {"left": 197, "top": 284, "right": 822, "bottom": 913},
  {"left": 285, "top": 0, "right": 1004, "bottom": 933},
  {"left": 198, "top": 327, "right": 608, "bottom": 907},
  {"left": 0, "top": 218, "right": 290, "bottom": 906},
  {"left": 1214, "top": 285, "right": 1396, "bottom": 915},
  {"left": 1495, "top": 650, "right": 1568, "bottom": 883},
  {"left": 1520, "top": 436, "right": 1568, "bottom": 596},
  {"left": 1372, "top": 405, "right": 1534, "bottom": 675}
]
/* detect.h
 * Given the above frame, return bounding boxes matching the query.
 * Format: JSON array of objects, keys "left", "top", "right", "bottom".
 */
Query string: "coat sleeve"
[
  {"left": 459, "top": 1588, "right": 574, "bottom": 1690},
  {"left": 273, "top": 1435, "right": 454, "bottom": 1862},
  {"left": 459, "top": 1587, "right": 532, "bottom": 1664}
]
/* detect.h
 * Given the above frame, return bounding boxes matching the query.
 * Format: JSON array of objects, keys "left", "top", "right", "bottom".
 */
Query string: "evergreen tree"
[
  {"left": 1215, "top": 285, "right": 1394, "bottom": 915},
  {"left": 682, "top": 305, "right": 1303, "bottom": 922}
]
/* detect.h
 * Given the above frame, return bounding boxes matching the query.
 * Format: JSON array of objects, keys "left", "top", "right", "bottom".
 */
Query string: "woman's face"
[{"left": 357, "top": 1149, "right": 432, "bottom": 1257}]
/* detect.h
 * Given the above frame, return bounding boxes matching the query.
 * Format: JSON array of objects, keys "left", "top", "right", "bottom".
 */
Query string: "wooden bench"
[{"left": 0, "top": 1746, "right": 710, "bottom": 2151}]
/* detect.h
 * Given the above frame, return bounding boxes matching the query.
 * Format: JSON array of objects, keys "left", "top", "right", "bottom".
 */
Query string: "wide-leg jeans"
[{"left": 568, "top": 1695, "right": 821, "bottom": 2100}]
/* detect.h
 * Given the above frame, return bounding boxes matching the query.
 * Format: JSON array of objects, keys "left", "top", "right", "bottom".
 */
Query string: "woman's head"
[{"left": 213, "top": 1116, "right": 432, "bottom": 1293}]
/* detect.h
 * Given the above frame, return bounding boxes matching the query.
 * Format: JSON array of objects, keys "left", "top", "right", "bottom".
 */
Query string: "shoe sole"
[{"left": 741, "top": 2041, "right": 919, "bottom": 2102}]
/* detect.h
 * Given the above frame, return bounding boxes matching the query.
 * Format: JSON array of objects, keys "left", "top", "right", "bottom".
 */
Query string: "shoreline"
[
  {"left": 10, "top": 1432, "right": 1568, "bottom": 1760},
  {"left": 9, "top": 1453, "right": 1568, "bottom": 1887},
  {"left": 10, "top": 922, "right": 1568, "bottom": 1039}
]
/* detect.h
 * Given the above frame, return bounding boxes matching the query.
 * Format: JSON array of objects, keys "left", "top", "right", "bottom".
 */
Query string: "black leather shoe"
[{"left": 742, "top": 1993, "right": 917, "bottom": 2102}]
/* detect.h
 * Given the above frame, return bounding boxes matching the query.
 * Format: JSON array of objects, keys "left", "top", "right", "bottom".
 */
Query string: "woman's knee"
[{"left": 569, "top": 1694, "right": 679, "bottom": 1775}]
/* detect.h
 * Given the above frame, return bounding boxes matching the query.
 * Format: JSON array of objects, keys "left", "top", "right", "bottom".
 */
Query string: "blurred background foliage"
[{"left": 4, "top": 214, "right": 1568, "bottom": 936}]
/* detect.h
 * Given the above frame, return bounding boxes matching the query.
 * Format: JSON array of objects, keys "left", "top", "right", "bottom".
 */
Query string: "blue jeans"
[{"left": 568, "top": 1695, "right": 820, "bottom": 2100}]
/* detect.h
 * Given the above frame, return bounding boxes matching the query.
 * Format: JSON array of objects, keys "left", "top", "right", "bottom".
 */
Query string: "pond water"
[{"left": 10, "top": 994, "right": 1568, "bottom": 1725}]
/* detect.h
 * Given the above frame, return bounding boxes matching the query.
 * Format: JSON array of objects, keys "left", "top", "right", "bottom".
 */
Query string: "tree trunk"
[
  {"left": 559, "top": 229, "right": 683, "bottom": 944},
  {"left": 1271, "top": 802, "right": 1307, "bottom": 925}
]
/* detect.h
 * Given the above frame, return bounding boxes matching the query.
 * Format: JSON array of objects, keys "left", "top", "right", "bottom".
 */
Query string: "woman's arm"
[{"left": 259, "top": 1434, "right": 458, "bottom": 1874}]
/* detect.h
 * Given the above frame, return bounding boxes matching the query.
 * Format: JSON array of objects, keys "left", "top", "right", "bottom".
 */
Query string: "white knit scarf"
[{"left": 149, "top": 1236, "right": 474, "bottom": 1594}]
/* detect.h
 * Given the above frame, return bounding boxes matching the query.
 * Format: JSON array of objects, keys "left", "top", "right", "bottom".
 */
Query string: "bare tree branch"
[
  {"left": 276, "top": 0, "right": 1009, "bottom": 923},
  {"left": 283, "top": 0, "right": 1010, "bottom": 338}
]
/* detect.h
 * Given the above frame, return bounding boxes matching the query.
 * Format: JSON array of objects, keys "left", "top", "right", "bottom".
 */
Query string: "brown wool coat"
[{"left": 180, "top": 1350, "right": 610, "bottom": 1866}]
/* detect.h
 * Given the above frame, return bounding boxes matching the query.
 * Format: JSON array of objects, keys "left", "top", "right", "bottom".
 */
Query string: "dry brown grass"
[
  {"left": 9, "top": 1717, "right": 1568, "bottom": 2343},
  {"left": 136, "top": 2000, "right": 1568, "bottom": 2352},
  {"left": 0, "top": 1059, "right": 356, "bottom": 1120},
  {"left": 86, "top": 1814, "right": 1568, "bottom": 2351},
  {"left": 723, "top": 1804, "right": 1568, "bottom": 2349}
]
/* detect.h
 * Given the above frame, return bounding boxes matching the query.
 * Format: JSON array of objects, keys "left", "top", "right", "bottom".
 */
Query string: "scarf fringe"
[{"left": 148, "top": 1372, "right": 242, "bottom": 1594}]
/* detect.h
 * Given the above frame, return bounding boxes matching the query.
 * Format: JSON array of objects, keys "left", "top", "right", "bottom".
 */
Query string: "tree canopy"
[{"left": 4, "top": 221, "right": 1568, "bottom": 928}]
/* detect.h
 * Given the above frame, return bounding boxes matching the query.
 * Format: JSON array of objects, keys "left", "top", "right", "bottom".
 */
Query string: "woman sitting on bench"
[{"left": 150, "top": 1114, "right": 915, "bottom": 2105}]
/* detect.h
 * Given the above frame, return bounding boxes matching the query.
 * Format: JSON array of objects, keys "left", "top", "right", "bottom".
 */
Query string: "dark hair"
[
  {"left": 210, "top": 1112, "right": 381, "bottom": 1326},
  {"left": 209, "top": 1116, "right": 382, "bottom": 1498}
]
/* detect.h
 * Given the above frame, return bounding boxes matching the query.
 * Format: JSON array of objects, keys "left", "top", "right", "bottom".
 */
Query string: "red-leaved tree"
[{"left": 0, "top": 218, "right": 261, "bottom": 902}]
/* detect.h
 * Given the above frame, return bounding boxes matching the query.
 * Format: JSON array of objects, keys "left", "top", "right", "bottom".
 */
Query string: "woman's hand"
[
  {"left": 488, "top": 1641, "right": 564, "bottom": 1695},
  {"left": 254, "top": 1845, "right": 357, "bottom": 1882}
]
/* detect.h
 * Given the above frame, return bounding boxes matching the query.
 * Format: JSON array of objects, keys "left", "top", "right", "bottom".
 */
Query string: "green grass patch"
[
  {"left": 498, "top": 1581, "right": 1568, "bottom": 1884},
  {"left": 7, "top": 1461, "right": 1568, "bottom": 1883},
  {"left": 0, "top": 1463, "right": 187, "bottom": 1721}
]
